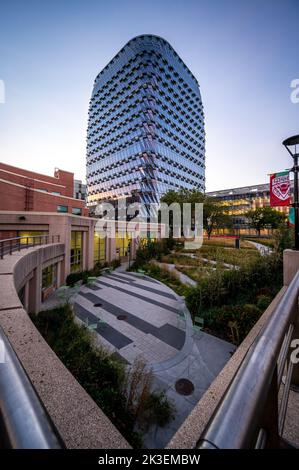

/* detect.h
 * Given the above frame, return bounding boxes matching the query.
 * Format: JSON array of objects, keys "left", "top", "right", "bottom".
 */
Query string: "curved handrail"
[
  {"left": 0, "top": 235, "right": 60, "bottom": 259},
  {"left": 197, "top": 270, "right": 299, "bottom": 449},
  {"left": 0, "top": 327, "right": 63, "bottom": 448}
]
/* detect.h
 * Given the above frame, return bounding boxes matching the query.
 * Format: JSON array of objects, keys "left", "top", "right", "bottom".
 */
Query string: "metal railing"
[
  {"left": 0, "top": 235, "right": 60, "bottom": 259},
  {"left": 0, "top": 327, "right": 63, "bottom": 448},
  {"left": 197, "top": 270, "right": 299, "bottom": 449}
]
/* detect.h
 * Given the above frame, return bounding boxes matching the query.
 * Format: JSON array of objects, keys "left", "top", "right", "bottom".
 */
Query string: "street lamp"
[
  {"left": 128, "top": 240, "right": 131, "bottom": 269},
  {"left": 283, "top": 134, "right": 299, "bottom": 250}
]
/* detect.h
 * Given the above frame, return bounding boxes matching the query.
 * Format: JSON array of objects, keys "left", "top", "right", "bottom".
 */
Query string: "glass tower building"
[{"left": 86, "top": 35, "right": 205, "bottom": 213}]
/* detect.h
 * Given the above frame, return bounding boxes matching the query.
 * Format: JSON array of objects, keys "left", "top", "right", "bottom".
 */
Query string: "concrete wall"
[
  {"left": 0, "top": 245, "right": 130, "bottom": 448},
  {"left": 0, "top": 212, "right": 98, "bottom": 279},
  {"left": 283, "top": 249, "right": 299, "bottom": 286}
]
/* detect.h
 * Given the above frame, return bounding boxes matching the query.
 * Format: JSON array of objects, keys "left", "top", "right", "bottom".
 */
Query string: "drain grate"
[
  {"left": 117, "top": 314, "right": 127, "bottom": 321},
  {"left": 94, "top": 302, "right": 102, "bottom": 307},
  {"left": 175, "top": 378, "right": 194, "bottom": 396}
]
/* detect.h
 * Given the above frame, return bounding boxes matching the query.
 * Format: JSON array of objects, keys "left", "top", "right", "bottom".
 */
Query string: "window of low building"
[
  {"left": 42, "top": 264, "right": 57, "bottom": 290},
  {"left": 18, "top": 231, "right": 48, "bottom": 245},
  {"left": 94, "top": 233, "right": 106, "bottom": 263},
  {"left": 57, "top": 205, "right": 68, "bottom": 213},
  {"left": 116, "top": 233, "right": 131, "bottom": 257},
  {"left": 72, "top": 207, "right": 82, "bottom": 215},
  {"left": 70, "top": 231, "right": 83, "bottom": 272}
]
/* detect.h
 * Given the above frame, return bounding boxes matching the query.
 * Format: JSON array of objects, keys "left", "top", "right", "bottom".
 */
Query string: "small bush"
[
  {"left": 110, "top": 258, "right": 121, "bottom": 269},
  {"left": 256, "top": 295, "right": 272, "bottom": 311},
  {"left": 145, "top": 263, "right": 189, "bottom": 297},
  {"left": 90, "top": 261, "right": 107, "bottom": 276},
  {"left": 32, "top": 306, "right": 177, "bottom": 447},
  {"left": 203, "top": 303, "right": 262, "bottom": 344},
  {"left": 132, "top": 239, "right": 175, "bottom": 270},
  {"left": 141, "top": 391, "right": 176, "bottom": 429},
  {"left": 185, "top": 253, "right": 283, "bottom": 343},
  {"left": 66, "top": 271, "right": 84, "bottom": 286}
]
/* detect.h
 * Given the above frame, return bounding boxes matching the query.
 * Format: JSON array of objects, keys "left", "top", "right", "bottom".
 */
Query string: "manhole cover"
[
  {"left": 94, "top": 302, "right": 102, "bottom": 307},
  {"left": 117, "top": 315, "right": 127, "bottom": 321},
  {"left": 175, "top": 378, "right": 194, "bottom": 396}
]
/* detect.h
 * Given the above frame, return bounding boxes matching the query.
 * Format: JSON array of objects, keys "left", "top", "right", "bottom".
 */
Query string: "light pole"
[
  {"left": 128, "top": 240, "right": 131, "bottom": 269},
  {"left": 207, "top": 216, "right": 212, "bottom": 239},
  {"left": 283, "top": 135, "right": 299, "bottom": 250}
]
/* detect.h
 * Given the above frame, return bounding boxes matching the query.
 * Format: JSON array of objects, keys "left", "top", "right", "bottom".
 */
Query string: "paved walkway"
[
  {"left": 74, "top": 271, "right": 186, "bottom": 365},
  {"left": 71, "top": 271, "right": 235, "bottom": 448},
  {"left": 181, "top": 252, "right": 238, "bottom": 270},
  {"left": 155, "top": 262, "right": 197, "bottom": 287},
  {"left": 42, "top": 270, "right": 235, "bottom": 448},
  {"left": 247, "top": 240, "right": 272, "bottom": 255}
]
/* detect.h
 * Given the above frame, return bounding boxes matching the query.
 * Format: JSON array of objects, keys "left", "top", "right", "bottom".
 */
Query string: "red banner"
[{"left": 270, "top": 171, "right": 290, "bottom": 207}]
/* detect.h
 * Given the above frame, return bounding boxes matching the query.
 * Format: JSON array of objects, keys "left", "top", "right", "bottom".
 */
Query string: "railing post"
[
  {"left": 290, "top": 303, "right": 299, "bottom": 390},
  {"left": 10, "top": 239, "right": 12, "bottom": 255},
  {"left": 0, "top": 242, "right": 3, "bottom": 259},
  {"left": 259, "top": 365, "right": 280, "bottom": 448},
  {"left": 27, "top": 237, "right": 29, "bottom": 248},
  {"left": 18, "top": 238, "right": 21, "bottom": 252}
]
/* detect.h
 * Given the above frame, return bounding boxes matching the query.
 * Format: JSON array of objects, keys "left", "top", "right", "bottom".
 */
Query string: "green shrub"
[
  {"left": 256, "top": 295, "right": 272, "bottom": 311},
  {"left": 132, "top": 239, "right": 175, "bottom": 270},
  {"left": 110, "top": 258, "right": 121, "bottom": 269},
  {"left": 141, "top": 391, "right": 176, "bottom": 429},
  {"left": 32, "top": 305, "right": 176, "bottom": 447},
  {"left": 90, "top": 261, "right": 107, "bottom": 276},
  {"left": 203, "top": 303, "right": 262, "bottom": 344},
  {"left": 186, "top": 253, "right": 282, "bottom": 317},
  {"left": 145, "top": 263, "right": 189, "bottom": 297},
  {"left": 66, "top": 271, "right": 84, "bottom": 286},
  {"left": 185, "top": 253, "right": 283, "bottom": 342},
  {"left": 31, "top": 306, "right": 136, "bottom": 444}
]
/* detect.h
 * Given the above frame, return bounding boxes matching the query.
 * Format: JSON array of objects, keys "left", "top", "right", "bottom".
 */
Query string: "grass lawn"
[
  {"left": 196, "top": 245, "right": 261, "bottom": 267},
  {"left": 160, "top": 253, "right": 204, "bottom": 267},
  {"left": 202, "top": 237, "right": 255, "bottom": 249},
  {"left": 177, "top": 265, "right": 224, "bottom": 283},
  {"left": 245, "top": 237, "right": 275, "bottom": 248}
]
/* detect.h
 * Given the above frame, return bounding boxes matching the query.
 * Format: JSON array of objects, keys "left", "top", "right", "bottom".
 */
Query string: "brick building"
[{"left": 0, "top": 162, "right": 88, "bottom": 217}]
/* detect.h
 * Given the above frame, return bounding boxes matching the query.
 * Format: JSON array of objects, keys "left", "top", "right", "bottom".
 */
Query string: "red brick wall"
[
  {"left": 0, "top": 162, "right": 88, "bottom": 215},
  {"left": 0, "top": 180, "right": 87, "bottom": 214},
  {"left": 54, "top": 169, "right": 74, "bottom": 197},
  {"left": 0, "top": 230, "right": 18, "bottom": 241},
  {"left": 0, "top": 162, "right": 74, "bottom": 197}
]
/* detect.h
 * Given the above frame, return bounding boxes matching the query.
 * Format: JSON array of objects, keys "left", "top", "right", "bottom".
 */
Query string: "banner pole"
[{"left": 293, "top": 152, "right": 299, "bottom": 250}]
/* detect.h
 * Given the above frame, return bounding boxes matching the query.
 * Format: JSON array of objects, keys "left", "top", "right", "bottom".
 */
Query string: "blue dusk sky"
[{"left": 0, "top": 0, "right": 298, "bottom": 191}]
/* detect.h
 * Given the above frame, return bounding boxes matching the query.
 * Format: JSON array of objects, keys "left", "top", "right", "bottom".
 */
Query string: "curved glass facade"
[{"left": 86, "top": 35, "right": 205, "bottom": 211}]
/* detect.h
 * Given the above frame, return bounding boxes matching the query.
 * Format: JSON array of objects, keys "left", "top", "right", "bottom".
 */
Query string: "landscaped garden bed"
[{"left": 31, "top": 305, "right": 175, "bottom": 448}]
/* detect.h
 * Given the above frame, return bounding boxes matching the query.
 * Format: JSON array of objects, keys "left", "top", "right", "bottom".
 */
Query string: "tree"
[
  {"left": 160, "top": 189, "right": 232, "bottom": 238},
  {"left": 245, "top": 206, "right": 286, "bottom": 236},
  {"left": 203, "top": 197, "right": 233, "bottom": 239}
]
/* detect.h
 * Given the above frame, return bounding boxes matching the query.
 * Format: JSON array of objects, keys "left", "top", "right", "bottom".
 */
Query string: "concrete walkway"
[
  {"left": 247, "top": 240, "right": 272, "bottom": 256},
  {"left": 73, "top": 271, "right": 186, "bottom": 365},
  {"left": 155, "top": 262, "right": 197, "bottom": 287},
  {"left": 181, "top": 252, "right": 238, "bottom": 270},
  {"left": 71, "top": 271, "right": 235, "bottom": 448},
  {"left": 41, "top": 270, "right": 235, "bottom": 448}
]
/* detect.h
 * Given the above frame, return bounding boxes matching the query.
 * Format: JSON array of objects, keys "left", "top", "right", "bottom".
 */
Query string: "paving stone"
[{"left": 74, "top": 303, "right": 132, "bottom": 349}]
